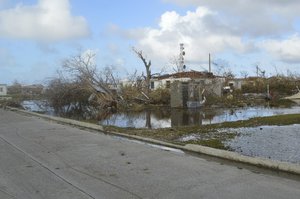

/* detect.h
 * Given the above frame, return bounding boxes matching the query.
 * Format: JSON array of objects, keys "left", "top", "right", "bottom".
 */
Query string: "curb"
[{"left": 7, "top": 107, "right": 300, "bottom": 175}]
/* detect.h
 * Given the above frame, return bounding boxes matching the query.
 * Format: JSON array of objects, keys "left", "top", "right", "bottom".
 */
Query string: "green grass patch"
[{"left": 191, "top": 139, "right": 227, "bottom": 150}]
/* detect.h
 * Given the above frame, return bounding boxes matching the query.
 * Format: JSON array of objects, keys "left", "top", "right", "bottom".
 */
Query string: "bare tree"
[
  {"left": 45, "top": 77, "right": 91, "bottom": 115},
  {"left": 169, "top": 55, "right": 181, "bottom": 72},
  {"left": 132, "top": 47, "right": 151, "bottom": 95},
  {"left": 102, "top": 65, "right": 120, "bottom": 88},
  {"left": 8, "top": 80, "right": 22, "bottom": 95},
  {"left": 61, "top": 50, "right": 119, "bottom": 109},
  {"left": 240, "top": 71, "right": 249, "bottom": 79},
  {"left": 212, "top": 58, "right": 235, "bottom": 78}
]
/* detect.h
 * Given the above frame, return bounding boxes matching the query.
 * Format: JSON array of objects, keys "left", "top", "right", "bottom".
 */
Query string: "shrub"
[{"left": 149, "top": 88, "right": 170, "bottom": 105}]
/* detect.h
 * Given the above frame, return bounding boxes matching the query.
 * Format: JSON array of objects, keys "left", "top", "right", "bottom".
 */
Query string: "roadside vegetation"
[{"left": 0, "top": 81, "right": 45, "bottom": 109}]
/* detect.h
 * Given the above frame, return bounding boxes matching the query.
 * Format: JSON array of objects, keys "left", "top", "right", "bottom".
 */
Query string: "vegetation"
[
  {"left": 241, "top": 75, "right": 300, "bottom": 96},
  {"left": 1, "top": 81, "right": 45, "bottom": 109},
  {"left": 149, "top": 88, "right": 170, "bottom": 105},
  {"left": 132, "top": 47, "right": 152, "bottom": 95},
  {"left": 4, "top": 48, "right": 300, "bottom": 126},
  {"left": 45, "top": 78, "right": 92, "bottom": 116}
]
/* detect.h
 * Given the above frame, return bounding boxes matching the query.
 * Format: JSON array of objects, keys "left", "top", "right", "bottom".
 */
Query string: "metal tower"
[{"left": 179, "top": 43, "right": 186, "bottom": 72}]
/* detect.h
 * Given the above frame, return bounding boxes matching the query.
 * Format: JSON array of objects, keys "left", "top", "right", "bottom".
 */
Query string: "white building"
[
  {"left": 0, "top": 84, "right": 7, "bottom": 96},
  {"left": 151, "top": 71, "right": 225, "bottom": 96}
]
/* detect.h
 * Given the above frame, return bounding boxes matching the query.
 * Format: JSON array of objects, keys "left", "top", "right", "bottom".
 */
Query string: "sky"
[{"left": 1, "top": 0, "right": 300, "bottom": 85}]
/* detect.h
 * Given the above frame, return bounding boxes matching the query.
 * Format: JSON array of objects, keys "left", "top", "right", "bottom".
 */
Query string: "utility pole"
[
  {"left": 256, "top": 65, "right": 266, "bottom": 78},
  {"left": 209, "top": 53, "right": 211, "bottom": 73}
]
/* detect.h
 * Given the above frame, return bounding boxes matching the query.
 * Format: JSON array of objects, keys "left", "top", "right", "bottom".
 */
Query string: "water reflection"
[
  {"left": 21, "top": 100, "right": 300, "bottom": 129},
  {"left": 171, "top": 109, "right": 216, "bottom": 127},
  {"left": 99, "top": 109, "right": 172, "bottom": 129},
  {"left": 99, "top": 106, "right": 300, "bottom": 129}
]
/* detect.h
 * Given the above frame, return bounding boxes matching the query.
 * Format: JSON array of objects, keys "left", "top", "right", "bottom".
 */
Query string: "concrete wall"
[
  {"left": 170, "top": 78, "right": 226, "bottom": 108},
  {"left": 228, "top": 79, "right": 243, "bottom": 90},
  {"left": 171, "top": 81, "right": 207, "bottom": 108},
  {"left": 151, "top": 78, "right": 191, "bottom": 90},
  {"left": 205, "top": 78, "right": 225, "bottom": 97},
  {"left": 170, "top": 81, "right": 189, "bottom": 108},
  {"left": 154, "top": 77, "right": 225, "bottom": 97}
]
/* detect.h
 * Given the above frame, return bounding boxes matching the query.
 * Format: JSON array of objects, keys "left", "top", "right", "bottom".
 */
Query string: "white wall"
[{"left": 151, "top": 78, "right": 191, "bottom": 90}]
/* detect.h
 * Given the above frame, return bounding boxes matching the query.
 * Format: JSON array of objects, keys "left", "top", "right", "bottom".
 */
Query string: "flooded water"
[
  {"left": 224, "top": 125, "right": 300, "bottom": 164},
  {"left": 99, "top": 106, "right": 300, "bottom": 129},
  {"left": 21, "top": 100, "right": 300, "bottom": 129},
  {"left": 21, "top": 100, "right": 54, "bottom": 114}
]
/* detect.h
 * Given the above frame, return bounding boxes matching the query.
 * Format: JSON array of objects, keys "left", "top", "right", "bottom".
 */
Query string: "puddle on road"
[
  {"left": 224, "top": 125, "right": 300, "bottom": 164},
  {"left": 179, "top": 124, "right": 300, "bottom": 164},
  {"left": 179, "top": 125, "right": 300, "bottom": 164}
]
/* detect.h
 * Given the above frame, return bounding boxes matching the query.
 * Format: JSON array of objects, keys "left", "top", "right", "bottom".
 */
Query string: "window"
[
  {"left": 0, "top": 87, "right": 3, "bottom": 92},
  {"left": 150, "top": 81, "right": 155, "bottom": 89}
]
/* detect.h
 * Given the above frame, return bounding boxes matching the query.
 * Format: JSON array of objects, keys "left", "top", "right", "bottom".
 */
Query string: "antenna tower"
[{"left": 179, "top": 43, "right": 186, "bottom": 72}]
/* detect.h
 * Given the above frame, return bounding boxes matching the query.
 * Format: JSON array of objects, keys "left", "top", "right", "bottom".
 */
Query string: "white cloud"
[
  {"left": 114, "top": 58, "right": 126, "bottom": 67},
  {"left": 122, "top": 0, "right": 300, "bottom": 70},
  {"left": 261, "top": 34, "right": 300, "bottom": 63},
  {"left": 0, "top": 0, "right": 90, "bottom": 42},
  {"left": 163, "top": 0, "right": 299, "bottom": 37},
  {"left": 81, "top": 49, "right": 98, "bottom": 65},
  {"left": 127, "top": 7, "right": 252, "bottom": 68}
]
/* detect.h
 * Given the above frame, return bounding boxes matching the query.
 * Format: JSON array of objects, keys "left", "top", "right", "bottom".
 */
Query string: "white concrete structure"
[
  {"left": 228, "top": 79, "right": 244, "bottom": 90},
  {"left": 151, "top": 71, "right": 226, "bottom": 97}
]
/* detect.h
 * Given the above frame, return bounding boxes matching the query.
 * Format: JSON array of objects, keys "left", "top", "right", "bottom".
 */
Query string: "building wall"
[
  {"left": 152, "top": 77, "right": 225, "bottom": 96},
  {"left": 171, "top": 81, "right": 208, "bottom": 108},
  {"left": 170, "top": 81, "right": 189, "bottom": 108},
  {"left": 0, "top": 84, "right": 7, "bottom": 96},
  {"left": 151, "top": 78, "right": 191, "bottom": 90},
  {"left": 170, "top": 78, "right": 226, "bottom": 108},
  {"left": 228, "top": 79, "right": 243, "bottom": 90},
  {"left": 208, "top": 78, "right": 226, "bottom": 97}
]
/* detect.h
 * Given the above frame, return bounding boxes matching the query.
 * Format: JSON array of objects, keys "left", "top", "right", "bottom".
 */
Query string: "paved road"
[{"left": 0, "top": 109, "right": 300, "bottom": 199}]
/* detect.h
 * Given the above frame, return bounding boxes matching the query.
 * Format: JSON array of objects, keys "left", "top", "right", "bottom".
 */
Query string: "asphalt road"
[{"left": 0, "top": 109, "right": 300, "bottom": 199}]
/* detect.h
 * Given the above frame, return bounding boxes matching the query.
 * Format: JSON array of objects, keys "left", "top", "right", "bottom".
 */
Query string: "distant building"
[
  {"left": 21, "top": 84, "right": 44, "bottom": 96},
  {"left": 150, "top": 71, "right": 226, "bottom": 108},
  {"left": 0, "top": 84, "right": 7, "bottom": 96}
]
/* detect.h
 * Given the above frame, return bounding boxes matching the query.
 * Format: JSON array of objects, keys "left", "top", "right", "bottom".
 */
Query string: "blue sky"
[{"left": 1, "top": 0, "right": 300, "bottom": 84}]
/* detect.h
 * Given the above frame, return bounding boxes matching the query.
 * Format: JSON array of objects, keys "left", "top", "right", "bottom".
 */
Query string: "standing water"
[
  {"left": 22, "top": 100, "right": 300, "bottom": 129},
  {"left": 98, "top": 106, "right": 300, "bottom": 129},
  {"left": 21, "top": 101, "right": 300, "bottom": 129},
  {"left": 224, "top": 125, "right": 300, "bottom": 164}
]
